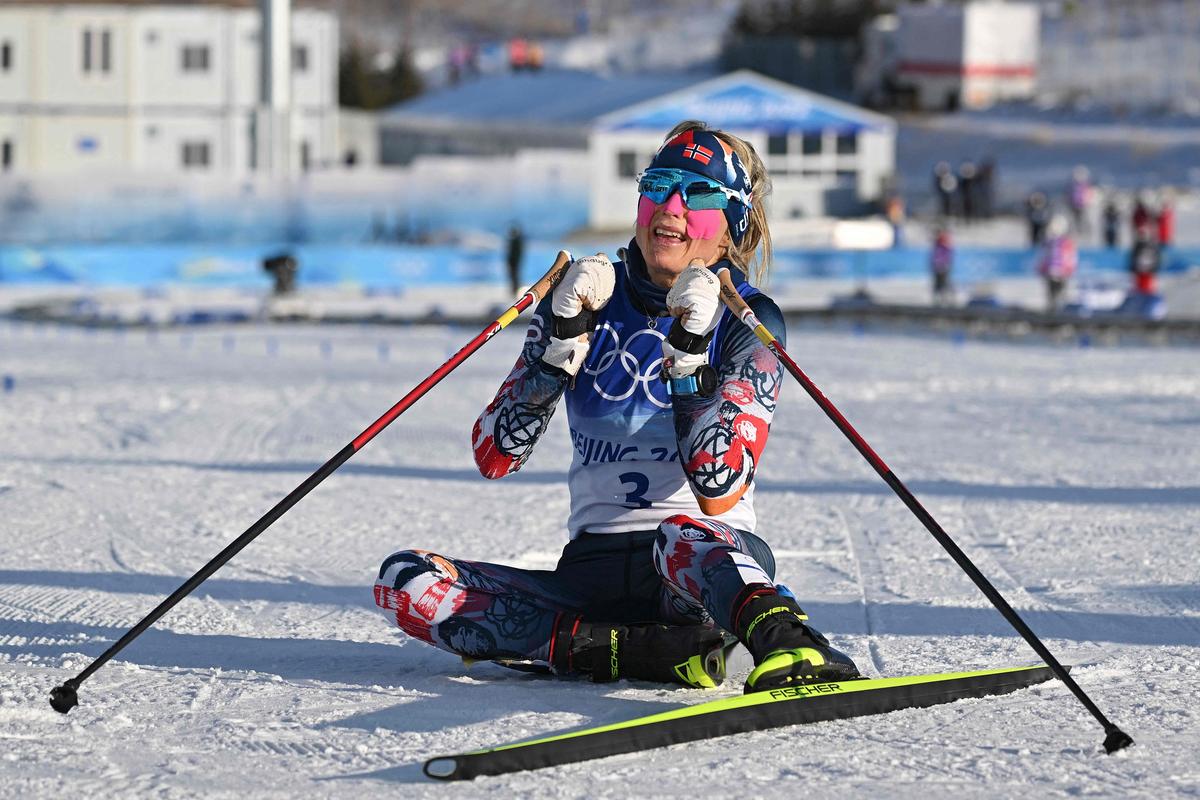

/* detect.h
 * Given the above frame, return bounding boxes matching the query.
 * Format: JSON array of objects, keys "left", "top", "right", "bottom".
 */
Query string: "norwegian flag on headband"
[{"left": 682, "top": 143, "right": 713, "bottom": 164}]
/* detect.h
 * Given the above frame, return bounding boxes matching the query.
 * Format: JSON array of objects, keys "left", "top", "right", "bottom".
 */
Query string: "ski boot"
[
  {"left": 735, "top": 590, "right": 861, "bottom": 693},
  {"left": 551, "top": 617, "right": 735, "bottom": 689}
]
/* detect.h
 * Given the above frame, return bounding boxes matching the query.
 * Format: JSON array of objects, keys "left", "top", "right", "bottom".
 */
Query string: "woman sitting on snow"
[{"left": 374, "top": 121, "right": 860, "bottom": 693}]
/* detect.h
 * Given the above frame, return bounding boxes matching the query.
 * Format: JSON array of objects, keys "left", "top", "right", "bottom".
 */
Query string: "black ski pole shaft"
[
  {"left": 715, "top": 269, "right": 1133, "bottom": 755},
  {"left": 49, "top": 251, "right": 573, "bottom": 715}
]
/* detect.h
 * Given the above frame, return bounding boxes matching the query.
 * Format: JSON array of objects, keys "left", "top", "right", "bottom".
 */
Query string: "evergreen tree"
[{"left": 339, "top": 42, "right": 423, "bottom": 110}]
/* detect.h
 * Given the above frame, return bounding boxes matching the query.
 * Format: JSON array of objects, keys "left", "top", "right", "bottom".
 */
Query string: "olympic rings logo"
[{"left": 583, "top": 322, "right": 670, "bottom": 409}]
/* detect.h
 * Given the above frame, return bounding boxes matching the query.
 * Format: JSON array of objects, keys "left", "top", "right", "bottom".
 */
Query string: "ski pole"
[
  {"left": 715, "top": 268, "right": 1133, "bottom": 755},
  {"left": 49, "top": 250, "right": 573, "bottom": 715}
]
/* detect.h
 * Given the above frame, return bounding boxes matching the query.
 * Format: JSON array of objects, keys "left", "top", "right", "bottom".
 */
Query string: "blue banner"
[{"left": 0, "top": 243, "right": 1194, "bottom": 288}]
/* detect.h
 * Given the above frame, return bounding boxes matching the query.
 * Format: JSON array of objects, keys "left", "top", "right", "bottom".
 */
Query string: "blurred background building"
[
  {"left": 0, "top": 0, "right": 1197, "bottom": 322},
  {"left": 0, "top": 1, "right": 338, "bottom": 175},
  {"left": 890, "top": 1, "right": 1039, "bottom": 111}
]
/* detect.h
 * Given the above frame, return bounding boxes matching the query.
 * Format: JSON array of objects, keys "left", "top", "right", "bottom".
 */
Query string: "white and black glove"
[
  {"left": 662, "top": 263, "right": 723, "bottom": 380},
  {"left": 541, "top": 253, "right": 615, "bottom": 376}
]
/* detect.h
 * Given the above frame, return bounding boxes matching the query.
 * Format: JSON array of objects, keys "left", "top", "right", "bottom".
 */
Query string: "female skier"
[{"left": 374, "top": 121, "right": 861, "bottom": 693}]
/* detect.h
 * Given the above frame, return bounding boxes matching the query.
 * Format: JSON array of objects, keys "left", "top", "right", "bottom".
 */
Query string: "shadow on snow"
[{"left": 10, "top": 454, "right": 1200, "bottom": 505}]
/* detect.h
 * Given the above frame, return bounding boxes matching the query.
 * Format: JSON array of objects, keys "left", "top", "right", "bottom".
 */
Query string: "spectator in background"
[
  {"left": 885, "top": 194, "right": 906, "bottom": 248},
  {"left": 1037, "top": 215, "right": 1077, "bottom": 312},
  {"left": 957, "top": 161, "right": 977, "bottom": 221},
  {"left": 448, "top": 43, "right": 468, "bottom": 85},
  {"left": 1068, "top": 166, "right": 1092, "bottom": 235},
  {"left": 1157, "top": 190, "right": 1175, "bottom": 249},
  {"left": 933, "top": 162, "right": 957, "bottom": 218},
  {"left": 1102, "top": 195, "right": 1120, "bottom": 249},
  {"left": 526, "top": 41, "right": 545, "bottom": 71},
  {"left": 447, "top": 42, "right": 480, "bottom": 84},
  {"left": 976, "top": 157, "right": 996, "bottom": 219},
  {"left": 509, "top": 38, "right": 529, "bottom": 71},
  {"left": 1128, "top": 227, "right": 1162, "bottom": 295},
  {"left": 1131, "top": 191, "right": 1154, "bottom": 243},
  {"left": 930, "top": 226, "right": 955, "bottom": 306},
  {"left": 1026, "top": 191, "right": 1050, "bottom": 247},
  {"left": 465, "top": 42, "right": 481, "bottom": 77},
  {"left": 505, "top": 223, "right": 525, "bottom": 296}
]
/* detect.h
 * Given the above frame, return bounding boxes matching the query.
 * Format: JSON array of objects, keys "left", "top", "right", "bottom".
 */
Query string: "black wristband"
[
  {"left": 666, "top": 324, "right": 714, "bottom": 355},
  {"left": 552, "top": 309, "right": 596, "bottom": 339}
]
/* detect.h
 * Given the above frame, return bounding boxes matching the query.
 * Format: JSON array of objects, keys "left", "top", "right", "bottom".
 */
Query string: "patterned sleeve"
[
  {"left": 670, "top": 294, "right": 786, "bottom": 515},
  {"left": 471, "top": 298, "right": 571, "bottom": 479}
]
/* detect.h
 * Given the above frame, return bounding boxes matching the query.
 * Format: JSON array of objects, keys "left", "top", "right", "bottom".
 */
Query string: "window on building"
[
  {"left": 181, "top": 44, "right": 210, "bottom": 72},
  {"left": 801, "top": 133, "right": 822, "bottom": 155},
  {"left": 82, "top": 28, "right": 113, "bottom": 73},
  {"left": 836, "top": 132, "right": 858, "bottom": 155},
  {"left": 293, "top": 44, "right": 309, "bottom": 72},
  {"left": 181, "top": 141, "right": 211, "bottom": 169},
  {"left": 300, "top": 140, "right": 311, "bottom": 171},
  {"left": 767, "top": 134, "right": 788, "bottom": 156},
  {"left": 2, "top": 140, "right": 12, "bottom": 171},
  {"left": 1, "top": 41, "right": 12, "bottom": 72},
  {"left": 617, "top": 150, "right": 638, "bottom": 179}
]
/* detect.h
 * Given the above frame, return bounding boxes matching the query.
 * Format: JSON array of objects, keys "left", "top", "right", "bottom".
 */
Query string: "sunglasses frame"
[{"left": 636, "top": 167, "right": 752, "bottom": 211}]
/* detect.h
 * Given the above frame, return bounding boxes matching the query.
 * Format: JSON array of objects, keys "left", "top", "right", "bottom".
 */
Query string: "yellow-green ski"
[{"left": 424, "top": 664, "right": 1059, "bottom": 781}]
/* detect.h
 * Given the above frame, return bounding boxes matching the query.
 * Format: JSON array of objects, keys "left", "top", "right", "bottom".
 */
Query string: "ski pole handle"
[
  {"left": 715, "top": 267, "right": 771, "bottom": 346},
  {"left": 496, "top": 249, "right": 573, "bottom": 329},
  {"left": 526, "top": 250, "right": 574, "bottom": 307}
]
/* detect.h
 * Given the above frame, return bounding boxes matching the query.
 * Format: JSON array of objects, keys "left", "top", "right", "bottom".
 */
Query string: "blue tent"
[{"left": 597, "top": 70, "right": 893, "bottom": 135}]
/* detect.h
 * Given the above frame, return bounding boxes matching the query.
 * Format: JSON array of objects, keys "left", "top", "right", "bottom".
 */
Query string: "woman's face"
[{"left": 635, "top": 192, "right": 731, "bottom": 289}]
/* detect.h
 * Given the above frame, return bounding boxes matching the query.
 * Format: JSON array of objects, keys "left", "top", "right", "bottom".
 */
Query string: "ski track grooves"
[
  {"left": 836, "top": 504, "right": 888, "bottom": 676},
  {"left": 3, "top": 323, "right": 1196, "bottom": 797},
  {"left": 959, "top": 502, "right": 1055, "bottom": 613}
]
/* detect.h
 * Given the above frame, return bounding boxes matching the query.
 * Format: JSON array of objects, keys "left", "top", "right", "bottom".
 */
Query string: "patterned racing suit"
[{"left": 375, "top": 242, "right": 787, "bottom": 668}]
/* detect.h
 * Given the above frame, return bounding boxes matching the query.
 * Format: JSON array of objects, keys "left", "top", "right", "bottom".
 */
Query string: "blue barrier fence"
[{"left": 1, "top": 242, "right": 1195, "bottom": 289}]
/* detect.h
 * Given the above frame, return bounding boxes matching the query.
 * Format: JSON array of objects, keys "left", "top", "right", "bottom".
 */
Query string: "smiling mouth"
[{"left": 654, "top": 227, "right": 685, "bottom": 243}]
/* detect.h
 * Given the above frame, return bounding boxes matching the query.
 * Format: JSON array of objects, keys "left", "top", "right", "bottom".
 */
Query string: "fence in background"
[{"left": 2, "top": 241, "right": 1195, "bottom": 290}]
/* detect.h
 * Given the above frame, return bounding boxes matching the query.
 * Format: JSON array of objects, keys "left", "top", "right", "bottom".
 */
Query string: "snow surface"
[{"left": 1, "top": 315, "right": 1198, "bottom": 798}]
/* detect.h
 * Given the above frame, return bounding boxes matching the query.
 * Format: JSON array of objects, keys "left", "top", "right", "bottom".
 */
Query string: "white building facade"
[
  {"left": 0, "top": 3, "right": 338, "bottom": 176},
  {"left": 590, "top": 71, "right": 897, "bottom": 229},
  {"left": 894, "top": 1, "right": 1039, "bottom": 111}
]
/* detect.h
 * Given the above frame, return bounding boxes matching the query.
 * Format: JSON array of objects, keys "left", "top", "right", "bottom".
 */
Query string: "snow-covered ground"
[{"left": 1, "top": 315, "right": 1198, "bottom": 797}]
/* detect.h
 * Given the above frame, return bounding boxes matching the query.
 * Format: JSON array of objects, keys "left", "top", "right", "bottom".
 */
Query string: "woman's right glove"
[{"left": 541, "top": 254, "right": 615, "bottom": 376}]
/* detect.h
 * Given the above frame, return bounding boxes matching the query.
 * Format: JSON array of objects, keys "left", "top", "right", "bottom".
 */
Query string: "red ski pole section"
[
  {"left": 766, "top": 340, "right": 891, "bottom": 476},
  {"left": 350, "top": 250, "right": 570, "bottom": 452},
  {"left": 350, "top": 295, "right": 534, "bottom": 452}
]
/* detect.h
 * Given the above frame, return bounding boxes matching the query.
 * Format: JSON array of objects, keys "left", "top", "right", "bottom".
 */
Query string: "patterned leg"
[
  {"left": 653, "top": 514, "right": 776, "bottom": 632},
  {"left": 374, "top": 549, "right": 585, "bottom": 664}
]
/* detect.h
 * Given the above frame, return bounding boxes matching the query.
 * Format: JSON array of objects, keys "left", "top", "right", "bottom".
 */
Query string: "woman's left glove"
[
  {"left": 662, "top": 263, "right": 723, "bottom": 378},
  {"left": 541, "top": 254, "right": 615, "bottom": 377}
]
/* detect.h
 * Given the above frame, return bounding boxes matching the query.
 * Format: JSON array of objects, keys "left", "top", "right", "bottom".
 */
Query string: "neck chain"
[{"left": 623, "top": 263, "right": 671, "bottom": 329}]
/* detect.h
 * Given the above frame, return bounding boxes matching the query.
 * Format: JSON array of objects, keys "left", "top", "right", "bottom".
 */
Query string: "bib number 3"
[{"left": 617, "top": 472, "right": 651, "bottom": 509}]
